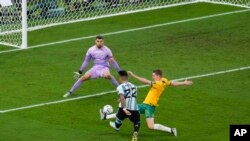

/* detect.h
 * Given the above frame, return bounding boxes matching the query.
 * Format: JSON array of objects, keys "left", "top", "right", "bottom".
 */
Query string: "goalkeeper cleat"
[
  {"left": 63, "top": 92, "right": 73, "bottom": 98},
  {"left": 99, "top": 108, "right": 107, "bottom": 120},
  {"left": 132, "top": 132, "right": 138, "bottom": 141},
  {"left": 171, "top": 128, "right": 177, "bottom": 137},
  {"left": 109, "top": 121, "right": 120, "bottom": 131}
]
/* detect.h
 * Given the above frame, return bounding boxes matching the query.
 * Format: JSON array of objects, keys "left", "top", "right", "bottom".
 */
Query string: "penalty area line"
[
  {"left": 0, "top": 65, "right": 249, "bottom": 114},
  {"left": 0, "top": 8, "right": 250, "bottom": 55}
]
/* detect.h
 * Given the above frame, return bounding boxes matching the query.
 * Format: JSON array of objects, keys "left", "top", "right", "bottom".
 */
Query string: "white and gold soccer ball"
[{"left": 103, "top": 105, "right": 113, "bottom": 114}]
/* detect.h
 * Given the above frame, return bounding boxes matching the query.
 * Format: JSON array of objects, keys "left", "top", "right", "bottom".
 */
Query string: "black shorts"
[{"left": 116, "top": 108, "right": 140, "bottom": 123}]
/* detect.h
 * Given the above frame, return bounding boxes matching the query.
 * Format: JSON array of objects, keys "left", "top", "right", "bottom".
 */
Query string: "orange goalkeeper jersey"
[{"left": 143, "top": 78, "right": 171, "bottom": 107}]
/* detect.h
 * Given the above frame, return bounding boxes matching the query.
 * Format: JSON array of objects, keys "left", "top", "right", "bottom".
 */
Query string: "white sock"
[
  {"left": 154, "top": 124, "right": 172, "bottom": 133},
  {"left": 106, "top": 113, "right": 116, "bottom": 119}
]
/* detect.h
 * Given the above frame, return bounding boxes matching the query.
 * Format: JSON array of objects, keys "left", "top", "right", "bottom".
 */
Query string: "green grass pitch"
[{"left": 0, "top": 3, "right": 250, "bottom": 141}]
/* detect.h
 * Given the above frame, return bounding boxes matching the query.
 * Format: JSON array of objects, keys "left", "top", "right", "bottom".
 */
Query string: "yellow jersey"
[{"left": 143, "top": 78, "right": 171, "bottom": 106}]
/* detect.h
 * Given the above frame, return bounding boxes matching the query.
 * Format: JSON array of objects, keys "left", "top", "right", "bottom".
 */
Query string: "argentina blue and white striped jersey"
[{"left": 117, "top": 82, "right": 138, "bottom": 111}]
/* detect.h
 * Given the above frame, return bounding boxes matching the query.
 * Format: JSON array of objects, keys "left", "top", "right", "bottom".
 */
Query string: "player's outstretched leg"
[
  {"left": 104, "top": 73, "right": 119, "bottom": 87},
  {"left": 110, "top": 118, "right": 123, "bottom": 131},
  {"left": 153, "top": 124, "right": 177, "bottom": 136},
  {"left": 109, "top": 121, "right": 120, "bottom": 131},
  {"left": 63, "top": 73, "right": 90, "bottom": 98},
  {"left": 109, "top": 75, "right": 119, "bottom": 87},
  {"left": 107, "top": 114, "right": 116, "bottom": 119},
  {"left": 146, "top": 118, "right": 177, "bottom": 136},
  {"left": 99, "top": 109, "right": 116, "bottom": 120},
  {"left": 171, "top": 128, "right": 177, "bottom": 136},
  {"left": 99, "top": 108, "right": 107, "bottom": 120}
]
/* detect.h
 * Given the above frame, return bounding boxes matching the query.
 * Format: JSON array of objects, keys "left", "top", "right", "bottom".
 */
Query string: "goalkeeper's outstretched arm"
[
  {"left": 127, "top": 71, "right": 151, "bottom": 85},
  {"left": 79, "top": 55, "right": 91, "bottom": 74},
  {"left": 109, "top": 57, "right": 121, "bottom": 72},
  {"left": 73, "top": 55, "right": 91, "bottom": 80}
]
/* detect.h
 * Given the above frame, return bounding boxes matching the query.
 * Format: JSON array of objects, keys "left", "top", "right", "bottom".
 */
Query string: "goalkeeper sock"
[
  {"left": 109, "top": 76, "right": 119, "bottom": 87},
  {"left": 70, "top": 79, "right": 83, "bottom": 93},
  {"left": 153, "top": 124, "right": 172, "bottom": 133}
]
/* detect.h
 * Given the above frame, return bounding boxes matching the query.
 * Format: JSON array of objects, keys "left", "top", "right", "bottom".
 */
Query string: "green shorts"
[{"left": 138, "top": 103, "right": 156, "bottom": 118}]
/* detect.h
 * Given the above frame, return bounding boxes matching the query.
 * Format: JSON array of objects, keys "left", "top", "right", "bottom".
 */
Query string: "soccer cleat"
[
  {"left": 132, "top": 132, "right": 138, "bottom": 141},
  {"left": 99, "top": 108, "right": 107, "bottom": 120},
  {"left": 109, "top": 121, "right": 120, "bottom": 131},
  {"left": 63, "top": 92, "right": 72, "bottom": 98},
  {"left": 171, "top": 128, "right": 177, "bottom": 136}
]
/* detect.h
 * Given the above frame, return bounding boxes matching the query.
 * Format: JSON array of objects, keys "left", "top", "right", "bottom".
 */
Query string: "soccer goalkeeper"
[
  {"left": 63, "top": 35, "right": 121, "bottom": 97},
  {"left": 100, "top": 69, "right": 193, "bottom": 136}
]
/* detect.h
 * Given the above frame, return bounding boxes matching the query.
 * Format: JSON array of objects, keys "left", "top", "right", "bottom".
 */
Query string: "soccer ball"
[{"left": 103, "top": 105, "right": 113, "bottom": 114}]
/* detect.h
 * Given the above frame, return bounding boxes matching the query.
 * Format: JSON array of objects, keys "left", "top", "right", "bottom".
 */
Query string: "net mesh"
[
  {"left": 27, "top": 0, "right": 196, "bottom": 29},
  {"left": 0, "top": 0, "right": 249, "bottom": 48},
  {"left": 207, "top": 0, "right": 250, "bottom": 7},
  {"left": 0, "top": 1, "right": 22, "bottom": 47}
]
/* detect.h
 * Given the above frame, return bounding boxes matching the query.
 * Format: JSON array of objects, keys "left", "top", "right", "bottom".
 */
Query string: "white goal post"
[{"left": 0, "top": 0, "right": 249, "bottom": 49}]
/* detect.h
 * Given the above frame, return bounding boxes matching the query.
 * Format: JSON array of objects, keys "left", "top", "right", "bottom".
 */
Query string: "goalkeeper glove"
[{"left": 73, "top": 71, "right": 82, "bottom": 80}]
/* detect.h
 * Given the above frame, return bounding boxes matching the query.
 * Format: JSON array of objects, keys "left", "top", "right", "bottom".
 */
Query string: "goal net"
[
  {"left": 0, "top": 0, "right": 23, "bottom": 48},
  {"left": 0, "top": 0, "right": 249, "bottom": 49},
  {"left": 205, "top": 0, "right": 250, "bottom": 8},
  {"left": 204, "top": 0, "right": 250, "bottom": 8}
]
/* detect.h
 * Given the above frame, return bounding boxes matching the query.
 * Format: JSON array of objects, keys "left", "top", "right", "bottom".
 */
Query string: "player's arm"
[
  {"left": 107, "top": 48, "right": 121, "bottom": 72},
  {"left": 74, "top": 52, "right": 92, "bottom": 79},
  {"left": 109, "top": 57, "right": 121, "bottom": 72},
  {"left": 128, "top": 71, "right": 151, "bottom": 85},
  {"left": 79, "top": 55, "right": 91, "bottom": 73},
  {"left": 170, "top": 79, "right": 193, "bottom": 86},
  {"left": 119, "top": 94, "right": 131, "bottom": 116}
]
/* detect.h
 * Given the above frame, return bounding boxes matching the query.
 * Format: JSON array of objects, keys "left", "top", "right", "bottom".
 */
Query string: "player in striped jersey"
[
  {"left": 100, "top": 69, "right": 192, "bottom": 137},
  {"left": 109, "top": 70, "right": 140, "bottom": 141}
]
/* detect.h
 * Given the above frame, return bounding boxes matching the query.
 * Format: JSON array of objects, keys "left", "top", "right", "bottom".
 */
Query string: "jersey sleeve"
[
  {"left": 106, "top": 47, "right": 113, "bottom": 59},
  {"left": 86, "top": 48, "right": 92, "bottom": 58},
  {"left": 163, "top": 78, "right": 171, "bottom": 87},
  {"left": 116, "top": 86, "right": 124, "bottom": 95},
  {"left": 79, "top": 48, "right": 92, "bottom": 72}
]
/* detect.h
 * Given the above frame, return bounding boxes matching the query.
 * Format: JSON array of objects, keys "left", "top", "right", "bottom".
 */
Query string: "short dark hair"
[
  {"left": 153, "top": 69, "right": 163, "bottom": 76},
  {"left": 96, "top": 35, "right": 104, "bottom": 40},
  {"left": 118, "top": 70, "right": 128, "bottom": 77}
]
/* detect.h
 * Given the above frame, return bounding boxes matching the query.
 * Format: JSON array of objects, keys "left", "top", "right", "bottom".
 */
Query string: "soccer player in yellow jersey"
[
  {"left": 128, "top": 69, "right": 193, "bottom": 136},
  {"left": 100, "top": 69, "right": 192, "bottom": 137}
]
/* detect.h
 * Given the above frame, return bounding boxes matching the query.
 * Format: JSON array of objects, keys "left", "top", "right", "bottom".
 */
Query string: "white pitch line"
[
  {"left": 0, "top": 9, "right": 249, "bottom": 55},
  {"left": 0, "top": 66, "right": 249, "bottom": 114}
]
